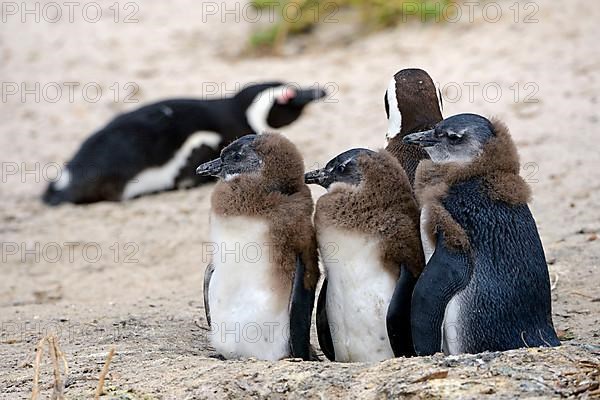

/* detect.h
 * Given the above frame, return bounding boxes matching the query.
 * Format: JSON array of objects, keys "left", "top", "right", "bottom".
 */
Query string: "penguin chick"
[
  {"left": 305, "top": 149, "right": 424, "bottom": 361},
  {"left": 196, "top": 133, "right": 319, "bottom": 361},
  {"left": 43, "top": 82, "right": 326, "bottom": 205},
  {"left": 404, "top": 113, "right": 560, "bottom": 355},
  {"left": 384, "top": 68, "right": 444, "bottom": 185}
]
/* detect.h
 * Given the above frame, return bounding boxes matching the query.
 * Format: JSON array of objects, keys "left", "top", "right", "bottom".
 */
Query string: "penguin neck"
[
  {"left": 234, "top": 88, "right": 280, "bottom": 135},
  {"left": 385, "top": 116, "right": 442, "bottom": 185},
  {"left": 254, "top": 172, "right": 304, "bottom": 196},
  {"left": 244, "top": 108, "right": 270, "bottom": 135},
  {"left": 231, "top": 102, "right": 257, "bottom": 134},
  {"left": 386, "top": 137, "right": 430, "bottom": 186},
  {"left": 213, "top": 173, "right": 304, "bottom": 218}
]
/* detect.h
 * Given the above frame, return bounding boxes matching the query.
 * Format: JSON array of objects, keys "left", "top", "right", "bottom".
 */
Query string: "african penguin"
[
  {"left": 384, "top": 68, "right": 444, "bottom": 185},
  {"left": 305, "top": 149, "right": 424, "bottom": 361},
  {"left": 196, "top": 133, "right": 320, "bottom": 361},
  {"left": 42, "top": 82, "right": 326, "bottom": 205},
  {"left": 404, "top": 113, "right": 560, "bottom": 355}
]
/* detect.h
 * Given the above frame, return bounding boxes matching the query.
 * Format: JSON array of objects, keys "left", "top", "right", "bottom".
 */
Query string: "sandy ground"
[{"left": 1, "top": 0, "right": 600, "bottom": 398}]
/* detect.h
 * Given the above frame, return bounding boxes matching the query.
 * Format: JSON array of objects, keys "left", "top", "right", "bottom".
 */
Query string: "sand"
[{"left": 1, "top": 0, "right": 599, "bottom": 398}]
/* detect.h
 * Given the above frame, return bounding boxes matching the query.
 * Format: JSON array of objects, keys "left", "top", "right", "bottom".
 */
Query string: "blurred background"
[{"left": 1, "top": 0, "right": 599, "bottom": 397}]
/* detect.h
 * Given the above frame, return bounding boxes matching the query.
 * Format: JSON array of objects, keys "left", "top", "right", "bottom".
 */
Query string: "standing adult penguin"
[
  {"left": 404, "top": 114, "right": 560, "bottom": 355},
  {"left": 384, "top": 68, "right": 444, "bottom": 185},
  {"left": 43, "top": 82, "right": 326, "bottom": 205},
  {"left": 196, "top": 133, "right": 320, "bottom": 361},
  {"left": 305, "top": 149, "right": 423, "bottom": 361}
]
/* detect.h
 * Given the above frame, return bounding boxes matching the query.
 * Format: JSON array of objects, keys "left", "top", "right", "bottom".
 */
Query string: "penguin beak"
[
  {"left": 403, "top": 129, "right": 439, "bottom": 147},
  {"left": 289, "top": 88, "right": 327, "bottom": 106},
  {"left": 196, "top": 158, "right": 223, "bottom": 177},
  {"left": 304, "top": 169, "right": 328, "bottom": 187}
]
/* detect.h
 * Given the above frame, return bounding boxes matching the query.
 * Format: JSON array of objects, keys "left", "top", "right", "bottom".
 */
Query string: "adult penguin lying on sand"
[{"left": 43, "top": 82, "right": 326, "bottom": 205}]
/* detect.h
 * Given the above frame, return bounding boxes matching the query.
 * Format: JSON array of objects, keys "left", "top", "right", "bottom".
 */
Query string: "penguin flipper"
[
  {"left": 203, "top": 263, "right": 215, "bottom": 327},
  {"left": 386, "top": 265, "right": 417, "bottom": 357},
  {"left": 411, "top": 233, "right": 472, "bottom": 356},
  {"left": 289, "top": 255, "right": 316, "bottom": 361},
  {"left": 315, "top": 278, "right": 335, "bottom": 361}
]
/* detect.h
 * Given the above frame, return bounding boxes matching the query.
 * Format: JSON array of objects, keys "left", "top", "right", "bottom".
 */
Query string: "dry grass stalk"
[
  {"left": 31, "top": 337, "right": 46, "bottom": 400},
  {"left": 48, "top": 336, "right": 67, "bottom": 400},
  {"left": 551, "top": 271, "right": 560, "bottom": 291},
  {"left": 412, "top": 370, "right": 449, "bottom": 383},
  {"left": 94, "top": 347, "right": 116, "bottom": 400},
  {"left": 31, "top": 334, "right": 69, "bottom": 400}
]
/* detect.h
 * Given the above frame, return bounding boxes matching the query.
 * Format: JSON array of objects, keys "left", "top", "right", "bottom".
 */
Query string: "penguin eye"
[
  {"left": 447, "top": 133, "right": 462, "bottom": 143},
  {"left": 337, "top": 164, "right": 346, "bottom": 173},
  {"left": 233, "top": 152, "right": 242, "bottom": 162}
]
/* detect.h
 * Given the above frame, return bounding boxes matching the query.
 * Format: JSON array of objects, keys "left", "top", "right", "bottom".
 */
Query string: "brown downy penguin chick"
[
  {"left": 305, "top": 149, "right": 424, "bottom": 361},
  {"left": 196, "top": 133, "right": 319, "bottom": 361},
  {"left": 384, "top": 68, "right": 444, "bottom": 185},
  {"left": 404, "top": 113, "right": 560, "bottom": 355}
]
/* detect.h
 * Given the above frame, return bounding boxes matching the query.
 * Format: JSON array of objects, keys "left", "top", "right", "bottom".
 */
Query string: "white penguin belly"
[
  {"left": 319, "top": 227, "right": 396, "bottom": 362},
  {"left": 207, "top": 214, "right": 291, "bottom": 361},
  {"left": 441, "top": 291, "right": 464, "bottom": 355},
  {"left": 420, "top": 206, "right": 436, "bottom": 264},
  {"left": 122, "top": 131, "right": 221, "bottom": 200},
  {"left": 421, "top": 205, "right": 465, "bottom": 354}
]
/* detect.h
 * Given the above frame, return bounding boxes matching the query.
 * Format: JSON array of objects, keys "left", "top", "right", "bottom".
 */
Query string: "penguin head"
[
  {"left": 196, "top": 134, "right": 261, "bottom": 181},
  {"left": 304, "top": 148, "right": 374, "bottom": 189},
  {"left": 42, "top": 168, "right": 73, "bottom": 206},
  {"left": 43, "top": 183, "right": 67, "bottom": 206},
  {"left": 384, "top": 68, "right": 443, "bottom": 142},
  {"left": 236, "top": 82, "right": 327, "bottom": 134},
  {"left": 403, "top": 113, "right": 494, "bottom": 164}
]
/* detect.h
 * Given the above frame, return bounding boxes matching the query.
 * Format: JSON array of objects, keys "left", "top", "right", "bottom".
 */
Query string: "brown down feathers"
[
  {"left": 414, "top": 118, "right": 532, "bottom": 252},
  {"left": 210, "top": 133, "right": 319, "bottom": 290},
  {"left": 314, "top": 150, "right": 425, "bottom": 277}
]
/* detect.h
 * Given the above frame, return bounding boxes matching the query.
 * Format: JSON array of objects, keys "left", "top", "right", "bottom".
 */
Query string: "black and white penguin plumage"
[
  {"left": 404, "top": 113, "right": 560, "bottom": 355},
  {"left": 196, "top": 133, "right": 320, "bottom": 361},
  {"left": 305, "top": 149, "right": 423, "bottom": 361},
  {"left": 42, "top": 82, "right": 326, "bottom": 205},
  {"left": 384, "top": 68, "right": 444, "bottom": 185}
]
